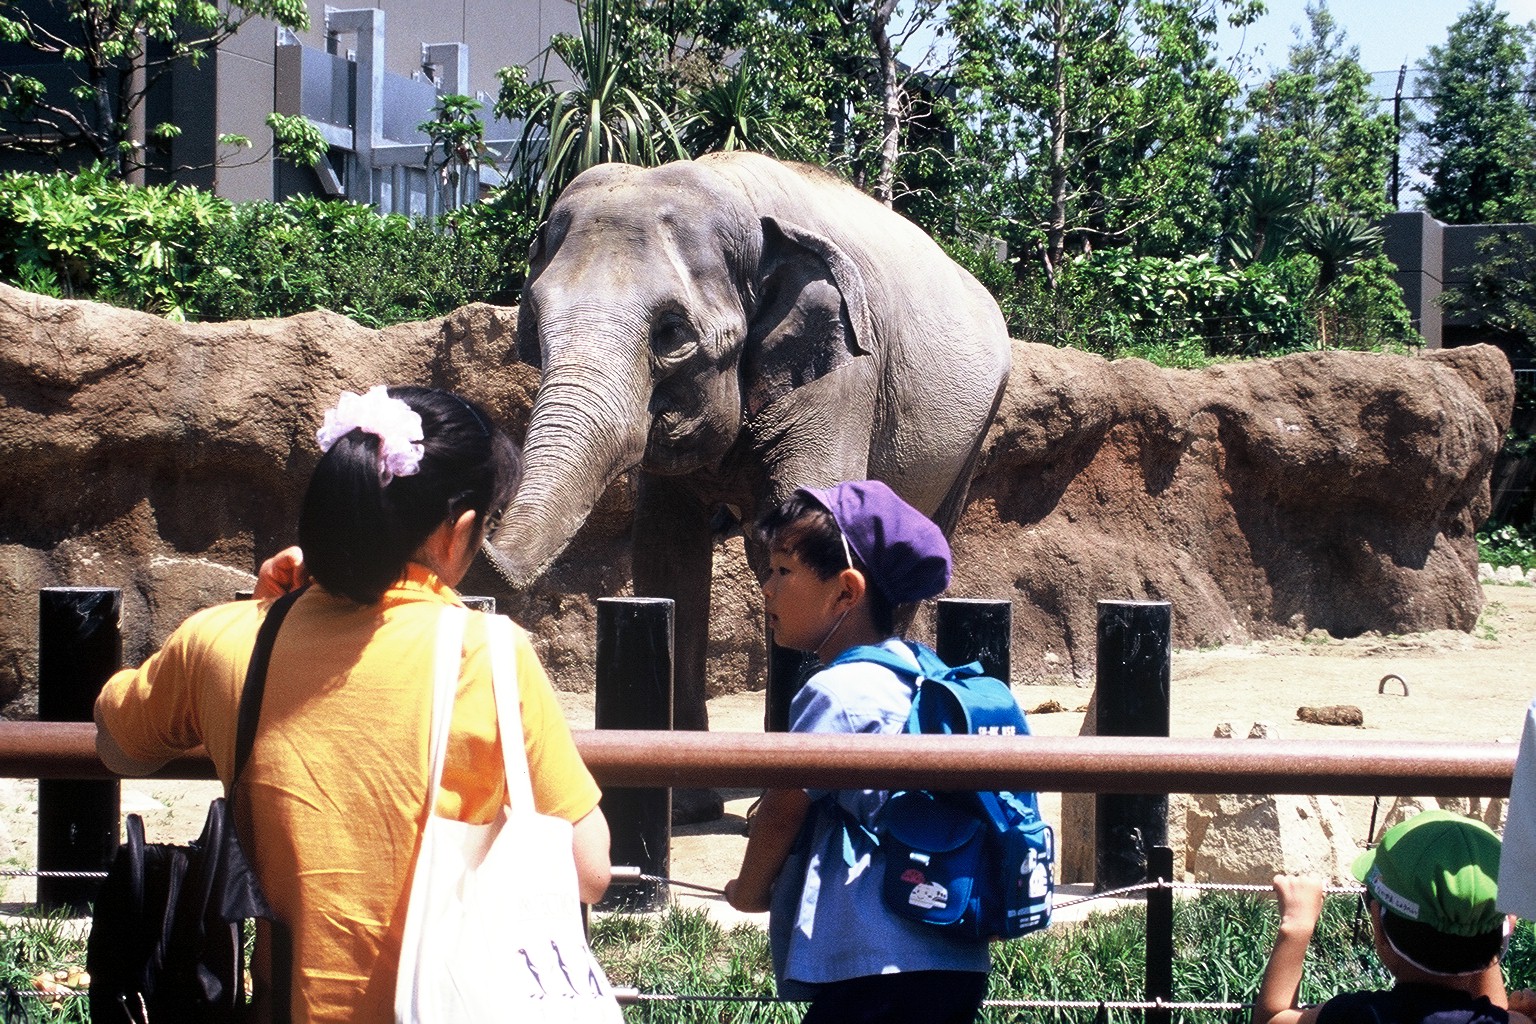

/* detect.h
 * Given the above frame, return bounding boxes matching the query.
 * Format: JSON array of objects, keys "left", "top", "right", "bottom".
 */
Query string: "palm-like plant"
[
  {"left": 496, "top": 0, "right": 686, "bottom": 216},
  {"left": 1227, "top": 169, "right": 1308, "bottom": 266},
  {"left": 1290, "top": 208, "right": 1383, "bottom": 292},
  {"left": 678, "top": 62, "right": 798, "bottom": 158}
]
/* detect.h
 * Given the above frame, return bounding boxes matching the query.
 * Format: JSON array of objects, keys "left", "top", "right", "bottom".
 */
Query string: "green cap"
[{"left": 1351, "top": 809, "right": 1502, "bottom": 937}]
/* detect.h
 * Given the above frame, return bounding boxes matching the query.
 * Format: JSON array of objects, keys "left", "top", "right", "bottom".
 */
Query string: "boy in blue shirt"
[{"left": 724, "top": 480, "right": 989, "bottom": 1024}]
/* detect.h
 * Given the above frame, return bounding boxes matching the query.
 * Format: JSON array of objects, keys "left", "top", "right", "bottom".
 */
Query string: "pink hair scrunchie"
[{"left": 315, "top": 386, "right": 425, "bottom": 485}]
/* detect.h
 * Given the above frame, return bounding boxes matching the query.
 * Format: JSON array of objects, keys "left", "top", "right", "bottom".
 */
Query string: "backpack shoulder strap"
[{"left": 825, "top": 643, "right": 922, "bottom": 681}]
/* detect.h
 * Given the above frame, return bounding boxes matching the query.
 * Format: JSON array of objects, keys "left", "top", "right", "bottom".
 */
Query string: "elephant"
[{"left": 488, "top": 151, "right": 1012, "bottom": 760}]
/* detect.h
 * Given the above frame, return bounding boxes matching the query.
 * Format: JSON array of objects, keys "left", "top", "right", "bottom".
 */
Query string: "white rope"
[{"left": 0, "top": 868, "right": 106, "bottom": 879}]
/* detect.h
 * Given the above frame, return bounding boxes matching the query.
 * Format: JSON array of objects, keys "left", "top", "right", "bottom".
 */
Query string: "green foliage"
[
  {"left": 1414, "top": 0, "right": 1536, "bottom": 224},
  {"left": 0, "top": 163, "right": 227, "bottom": 318},
  {"left": 0, "top": 169, "right": 516, "bottom": 326},
  {"left": 418, "top": 94, "right": 497, "bottom": 212},
  {"left": 592, "top": 907, "right": 797, "bottom": 1022},
  {"left": 589, "top": 892, "right": 1536, "bottom": 1024},
  {"left": 0, "top": 910, "right": 89, "bottom": 1023},
  {"left": 678, "top": 61, "right": 801, "bottom": 158},
  {"left": 8, "top": 888, "right": 1536, "bottom": 1023},
  {"left": 942, "top": 232, "right": 1416, "bottom": 365},
  {"left": 946, "top": 0, "right": 1261, "bottom": 280},
  {"left": 0, "top": 0, "right": 310, "bottom": 179},
  {"left": 1479, "top": 522, "right": 1536, "bottom": 571},
  {"left": 266, "top": 112, "right": 327, "bottom": 169}
]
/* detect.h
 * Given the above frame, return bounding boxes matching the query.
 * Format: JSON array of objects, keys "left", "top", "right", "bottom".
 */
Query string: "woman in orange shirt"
[{"left": 95, "top": 385, "right": 611, "bottom": 1023}]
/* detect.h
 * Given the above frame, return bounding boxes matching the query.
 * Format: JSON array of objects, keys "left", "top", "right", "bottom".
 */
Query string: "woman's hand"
[{"left": 255, "top": 546, "right": 310, "bottom": 601}]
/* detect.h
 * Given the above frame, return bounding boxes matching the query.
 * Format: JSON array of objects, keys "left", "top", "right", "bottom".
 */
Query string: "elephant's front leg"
[
  {"left": 631, "top": 473, "right": 715, "bottom": 734},
  {"left": 632, "top": 473, "right": 723, "bottom": 823}
]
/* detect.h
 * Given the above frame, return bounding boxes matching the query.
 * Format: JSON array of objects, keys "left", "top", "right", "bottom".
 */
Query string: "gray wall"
[{"left": 1381, "top": 211, "right": 1536, "bottom": 361}]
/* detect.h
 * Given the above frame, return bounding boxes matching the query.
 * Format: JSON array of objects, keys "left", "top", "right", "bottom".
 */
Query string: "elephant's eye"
[{"left": 651, "top": 312, "right": 694, "bottom": 356}]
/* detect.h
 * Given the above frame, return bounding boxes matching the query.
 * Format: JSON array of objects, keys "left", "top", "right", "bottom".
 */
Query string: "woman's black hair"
[
  {"left": 298, "top": 387, "right": 522, "bottom": 604},
  {"left": 757, "top": 492, "right": 896, "bottom": 635}
]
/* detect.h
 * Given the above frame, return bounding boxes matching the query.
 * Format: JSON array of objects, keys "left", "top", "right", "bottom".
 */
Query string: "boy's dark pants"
[{"left": 802, "top": 969, "right": 989, "bottom": 1024}]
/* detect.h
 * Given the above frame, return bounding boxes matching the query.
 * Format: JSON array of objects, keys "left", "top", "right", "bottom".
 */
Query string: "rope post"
[
  {"left": 594, "top": 598, "right": 673, "bottom": 912},
  {"left": 1095, "top": 600, "right": 1171, "bottom": 891},
  {"left": 935, "top": 598, "right": 1011, "bottom": 681},
  {"left": 38, "top": 587, "right": 122, "bottom": 910},
  {"left": 1145, "top": 845, "right": 1174, "bottom": 1024}
]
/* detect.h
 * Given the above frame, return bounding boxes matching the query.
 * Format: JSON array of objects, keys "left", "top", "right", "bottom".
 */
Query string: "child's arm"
[
  {"left": 725, "top": 787, "right": 812, "bottom": 913},
  {"left": 1254, "top": 874, "right": 1326, "bottom": 1024}
]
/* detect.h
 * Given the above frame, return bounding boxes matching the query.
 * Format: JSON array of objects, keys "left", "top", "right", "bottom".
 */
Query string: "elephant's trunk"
[{"left": 488, "top": 325, "right": 651, "bottom": 586}]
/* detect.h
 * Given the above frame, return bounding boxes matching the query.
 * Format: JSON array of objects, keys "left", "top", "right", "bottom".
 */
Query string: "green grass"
[
  {"left": 7, "top": 892, "right": 1536, "bottom": 1023},
  {"left": 592, "top": 892, "right": 1535, "bottom": 1024}
]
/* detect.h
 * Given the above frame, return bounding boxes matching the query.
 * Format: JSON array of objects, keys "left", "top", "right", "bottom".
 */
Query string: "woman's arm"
[
  {"left": 725, "top": 787, "right": 812, "bottom": 913},
  {"left": 572, "top": 805, "right": 612, "bottom": 905},
  {"left": 93, "top": 701, "right": 171, "bottom": 776}
]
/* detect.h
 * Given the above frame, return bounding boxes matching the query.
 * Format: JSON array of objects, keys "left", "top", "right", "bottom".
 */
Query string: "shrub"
[
  {"left": 0, "top": 169, "right": 521, "bottom": 327},
  {"left": 186, "top": 198, "right": 509, "bottom": 328},
  {"left": 1479, "top": 522, "right": 1536, "bottom": 571},
  {"left": 0, "top": 165, "right": 230, "bottom": 319}
]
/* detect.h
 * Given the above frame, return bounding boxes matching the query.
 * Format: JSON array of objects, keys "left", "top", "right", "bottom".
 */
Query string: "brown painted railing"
[{"left": 2, "top": 721, "right": 1514, "bottom": 796}]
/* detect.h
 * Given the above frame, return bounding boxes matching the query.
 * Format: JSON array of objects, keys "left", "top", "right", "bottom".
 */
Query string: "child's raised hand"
[
  {"left": 1271, "top": 874, "right": 1326, "bottom": 936},
  {"left": 1509, "top": 988, "right": 1536, "bottom": 1018},
  {"left": 255, "top": 546, "right": 310, "bottom": 601}
]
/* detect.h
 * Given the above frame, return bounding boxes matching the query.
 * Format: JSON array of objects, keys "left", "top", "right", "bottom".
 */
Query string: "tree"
[
  {"left": 0, "top": 0, "right": 322, "bottom": 179},
  {"left": 948, "top": 0, "right": 1260, "bottom": 285},
  {"left": 1238, "top": 1, "right": 1394, "bottom": 218},
  {"left": 1414, "top": 0, "right": 1536, "bottom": 224},
  {"left": 419, "top": 94, "right": 497, "bottom": 213}
]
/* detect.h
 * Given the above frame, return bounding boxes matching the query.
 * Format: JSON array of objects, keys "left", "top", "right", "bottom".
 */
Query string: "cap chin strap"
[
  {"left": 1381, "top": 922, "right": 1503, "bottom": 979},
  {"left": 814, "top": 606, "right": 853, "bottom": 662}
]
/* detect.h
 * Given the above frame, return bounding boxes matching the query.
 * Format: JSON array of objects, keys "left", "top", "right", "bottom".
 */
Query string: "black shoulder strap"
[
  {"left": 232, "top": 585, "right": 303, "bottom": 1024},
  {"left": 233, "top": 587, "right": 304, "bottom": 792}
]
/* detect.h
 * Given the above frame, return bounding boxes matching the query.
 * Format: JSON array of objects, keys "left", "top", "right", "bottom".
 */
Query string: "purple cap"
[{"left": 797, "top": 480, "right": 952, "bottom": 604}]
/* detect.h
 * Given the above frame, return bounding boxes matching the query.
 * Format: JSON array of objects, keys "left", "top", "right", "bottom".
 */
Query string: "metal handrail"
[{"left": 0, "top": 721, "right": 1514, "bottom": 796}]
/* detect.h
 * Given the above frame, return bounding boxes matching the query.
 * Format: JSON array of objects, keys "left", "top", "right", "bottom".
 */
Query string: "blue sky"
[{"left": 1221, "top": 1, "right": 1536, "bottom": 80}]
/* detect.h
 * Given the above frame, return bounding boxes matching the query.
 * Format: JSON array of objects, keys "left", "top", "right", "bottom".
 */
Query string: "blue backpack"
[{"left": 828, "top": 641, "right": 1055, "bottom": 940}]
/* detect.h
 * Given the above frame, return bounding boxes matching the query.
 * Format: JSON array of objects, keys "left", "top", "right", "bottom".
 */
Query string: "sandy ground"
[{"left": 4, "top": 584, "right": 1533, "bottom": 918}]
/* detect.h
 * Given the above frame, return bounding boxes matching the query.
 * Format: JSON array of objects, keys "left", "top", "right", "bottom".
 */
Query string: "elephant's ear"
[{"left": 742, "top": 217, "right": 874, "bottom": 419}]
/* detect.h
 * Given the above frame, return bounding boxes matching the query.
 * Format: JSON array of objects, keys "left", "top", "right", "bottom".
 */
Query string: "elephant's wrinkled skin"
[{"left": 489, "top": 152, "right": 1011, "bottom": 737}]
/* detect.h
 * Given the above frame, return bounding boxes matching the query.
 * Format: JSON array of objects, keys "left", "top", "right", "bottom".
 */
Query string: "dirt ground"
[{"left": 3, "top": 583, "right": 1533, "bottom": 915}]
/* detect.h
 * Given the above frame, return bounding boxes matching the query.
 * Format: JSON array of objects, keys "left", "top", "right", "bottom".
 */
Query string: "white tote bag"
[{"left": 394, "top": 607, "right": 623, "bottom": 1024}]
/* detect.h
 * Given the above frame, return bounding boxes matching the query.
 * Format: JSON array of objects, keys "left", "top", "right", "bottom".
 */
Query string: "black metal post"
[
  {"left": 765, "top": 633, "right": 816, "bottom": 734},
  {"left": 1145, "top": 845, "right": 1174, "bottom": 1024},
  {"left": 1094, "top": 600, "right": 1171, "bottom": 891},
  {"left": 935, "top": 598, "right": 1011, "bottom": 681},
  {"left": 1392, "top": 64, "right": 1407, "bottom": 210},
  {"left": 594, "top": 598, "right": 673, "bottom": 911},
  {"left": 38, "top": 587, "right": 122, "bottom": 910}
]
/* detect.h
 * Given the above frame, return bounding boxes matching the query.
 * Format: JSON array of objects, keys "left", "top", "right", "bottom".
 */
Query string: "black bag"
[{"left": 88, "top": 588, "right": 301, "bottom": 1024}]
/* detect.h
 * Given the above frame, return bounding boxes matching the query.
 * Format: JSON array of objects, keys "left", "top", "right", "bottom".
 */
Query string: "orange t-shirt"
[{"left": 95, "top": 565, "right": 602, "bottom": 1023}]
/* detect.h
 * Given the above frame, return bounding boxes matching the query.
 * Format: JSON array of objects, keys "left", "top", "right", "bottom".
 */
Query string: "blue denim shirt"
[{"left": 768, "top": 639, "right": 991, "bottom": 996}]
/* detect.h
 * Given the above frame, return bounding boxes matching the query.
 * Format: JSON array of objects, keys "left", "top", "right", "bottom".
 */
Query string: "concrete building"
[
  {"left": 1382, "top": 210, "right": 1536, "bottom": 363},
  {"left": 1, "top": 0, "right": 577, "bottom": 214}
]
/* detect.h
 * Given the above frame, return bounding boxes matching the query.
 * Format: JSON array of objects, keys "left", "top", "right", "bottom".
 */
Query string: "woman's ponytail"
[{"left": 299, "top": 387, "right": 520, "bottom": 604}]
